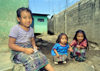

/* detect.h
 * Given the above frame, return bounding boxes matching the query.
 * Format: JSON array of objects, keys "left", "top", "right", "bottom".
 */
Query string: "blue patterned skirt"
[
  {"left": 54, "top": 55, "right": 67, "bottom": 62},
  {"left": 70, "top": 47, "right": 86, "bottom": 61},
  {"left": 11, "top": 43, "right": 48, "bottom": 71}
]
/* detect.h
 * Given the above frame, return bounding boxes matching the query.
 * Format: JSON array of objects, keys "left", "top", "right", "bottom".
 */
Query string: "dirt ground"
[
  {"left": 0, "top": 34, "right": 100, "bottom": 71},
  {"left": 35, "top": 34, "right": 100, "bottom": 71}
]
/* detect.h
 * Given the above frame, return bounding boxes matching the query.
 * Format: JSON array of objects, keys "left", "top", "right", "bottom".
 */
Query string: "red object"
[{"left": 76, "top": 52, "right": 81, "bottom": 56}]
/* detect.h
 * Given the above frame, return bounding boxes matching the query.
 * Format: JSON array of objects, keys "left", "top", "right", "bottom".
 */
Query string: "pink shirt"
[{"left": 70, "top": 40, "right": 87, "bottom": 48}]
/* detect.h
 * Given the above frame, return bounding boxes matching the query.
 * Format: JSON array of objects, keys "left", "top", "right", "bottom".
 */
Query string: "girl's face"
[
  {"left": 17, "top": 10, "right": 32, "bottom": 28},
  {"left": 60, "top": 35, "right": 67, "bottom": 45},
  {"left": 76, "top": 32, "right": 84, "bottom": 43}
]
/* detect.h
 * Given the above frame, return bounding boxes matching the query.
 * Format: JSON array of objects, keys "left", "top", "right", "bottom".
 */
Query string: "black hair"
[
  {"left": 56, "top": 33, "right": 68, "bottom": 43},
  {"left": 16, "top": 7, "right": 33, "bottom": 19},
  {"left": 73, "top": 30, "right": 89, "bottom": 49}
]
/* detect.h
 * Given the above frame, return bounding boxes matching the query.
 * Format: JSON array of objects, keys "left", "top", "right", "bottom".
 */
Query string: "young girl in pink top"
[{"left": 70, "top": 30, "right": 88, "bottom": 62}]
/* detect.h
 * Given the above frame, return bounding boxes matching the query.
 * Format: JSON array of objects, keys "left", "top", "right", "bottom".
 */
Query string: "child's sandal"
[
  {"left": 63, "top": 61, "right": 67, "bottom": 64},
  {"left": 54, "top": 62, "right": 58, "bottom": 64}
]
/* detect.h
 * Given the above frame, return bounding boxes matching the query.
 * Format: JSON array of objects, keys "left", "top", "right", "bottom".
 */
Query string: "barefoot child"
[
  {"left": 9, "top": 7, "right": 54, "bottom": 71},
  {"left": 70, "top": 30, "right": 88, "bottom": 62}
]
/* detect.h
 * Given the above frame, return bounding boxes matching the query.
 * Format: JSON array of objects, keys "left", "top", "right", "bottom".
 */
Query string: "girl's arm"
[
  {"left": 31, "top": 37, "right": 38, "bottom": 49},
  {"left": 8, "top": 37, "right": 34, "bottom": 54},
  {"left": 8, "top": 37, "right": 25, "bottom": 52},
  {"left": 68, "top": 46, "right": 73, "bottom": 52},
  {"left": 54, "top": 49, "right": 59, "bottom": 58},
  {"left": 80, "top": 45, "right": 86, "bottom": 49},
  {"left": 80, "top": 40, "right": 87, "bottom": 48},
  {"left": 70, "top": 40, "right": 76, "bottom": 47}
]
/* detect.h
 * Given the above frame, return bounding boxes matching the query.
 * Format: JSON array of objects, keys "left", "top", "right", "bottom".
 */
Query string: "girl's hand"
[
  {"left": 68, "top": 47, "right": 73, "bottom": 52},
  {"left": 24, "top": 48, "right": 34, "bottom": 54},
  {"left": 56, "top": 54, "right": 59, "bottom": 58},
  {"left": 76, "top": 45, "right": 81, "bottom": 49},
  {"left": 80, "top": 46, "right": 85, "bottom": 49},
  {"left": 34, "top": 46, "right": 39, "bottom": 50}
]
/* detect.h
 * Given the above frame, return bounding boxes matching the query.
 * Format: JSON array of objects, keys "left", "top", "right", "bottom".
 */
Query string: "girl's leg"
[
  {"left": 81, "top": 53, "right": 85, "bottom": 58},
  {"left": 62, "top": 55, "right": 67, "bottom": 63},
  {"left": 75, "top": 48, "right": 81, "bottom": 61},
  {"left": 44, "top": 64, "right": 55, "bottom": 71},
  {"left": 80, "top": 49, "right": 86, "bottom": 61},
  {"left": 16, "top": 52, "right": 49, "bottom": 71},
  {"left": 76, "top": 49, "right": 86, "bottom": 62},
  {"left": 53, "top": 56, "right": 58, "bottom": 64},
  {"left": 81, "top": 49, "right": 86, "bottom": 57},
  {"left": 70, "top": 52, "right": 74, "bottom": 58}
]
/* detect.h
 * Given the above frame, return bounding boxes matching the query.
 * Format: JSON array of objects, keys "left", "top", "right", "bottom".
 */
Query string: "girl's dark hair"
[
  {"left": 73, "top": 30, "right": 89, "bottom": 49},
  {"left": 73, "top": 30, "right": 87, "bottom": 41},
  {"left": 56, "top": 33, "right": 68, "bottom": 43},
  {"left": 16, "top": 7, "right": 33, "bottom": 19}
]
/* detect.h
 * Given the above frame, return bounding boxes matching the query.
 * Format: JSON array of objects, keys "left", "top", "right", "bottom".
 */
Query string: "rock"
[
  {"left": 94, "top": 47, "right": 100, "bottom": 50},
  {"left": 86, "top": 60, "right": 93, "bottom": 66},
  {"left": 36, "top": 42, "right": 42, "bottom": 46},
  {"left": 35, "top": 38, "right": 43, "bottom": 42},
  {"left": 90, "top": 56, "right": 100, "bottom": 71},
  {"left": 42, "top": 43, "right": 48, "bottom": 46},
  {"left": 89, "top": 43, "right": 100, "bottom": 50},
  {"left": 12, "top": 63, "right": 25, "bottom": 71}
]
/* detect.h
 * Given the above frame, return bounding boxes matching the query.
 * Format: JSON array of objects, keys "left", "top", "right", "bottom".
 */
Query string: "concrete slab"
[{"left": 0, "top": 52, "right": 13, "bottom": 71}]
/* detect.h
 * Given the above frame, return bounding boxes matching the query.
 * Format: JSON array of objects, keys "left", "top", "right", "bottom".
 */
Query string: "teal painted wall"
[
  {"left": 0, "top": 0, "right": 28, "bottom": 43},
  {"left": 33, "top": 15, "right": 48, "bottom": 34}
]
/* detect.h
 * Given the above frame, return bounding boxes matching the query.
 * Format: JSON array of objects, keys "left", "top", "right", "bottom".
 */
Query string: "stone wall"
[
  {"left": 48, "top": 0, "right": 100, "bottom": 45},
  {"left": 66, "top": 0, "right": 94, "bottom": 40},
  {"left": 55, "top": 12, "right": 65, "bottom": 33}
]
